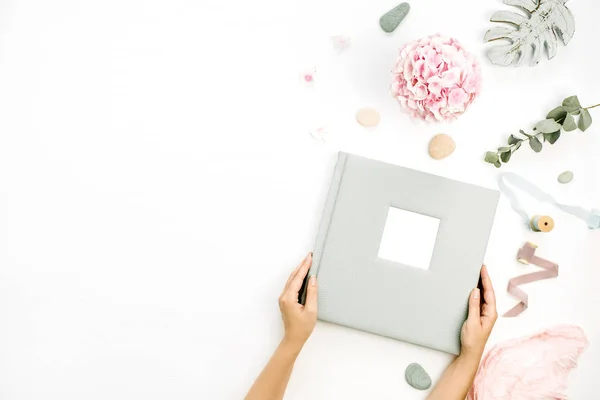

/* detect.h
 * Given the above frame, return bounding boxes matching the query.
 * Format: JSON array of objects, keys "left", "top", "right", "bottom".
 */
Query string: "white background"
[{"left": 0, "top": 0, "right": 599, "bottom": 399}]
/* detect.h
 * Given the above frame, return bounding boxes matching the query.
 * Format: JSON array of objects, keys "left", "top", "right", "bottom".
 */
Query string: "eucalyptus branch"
[{"left": 485, "top": 95, "right": 596, "bottom": 167}]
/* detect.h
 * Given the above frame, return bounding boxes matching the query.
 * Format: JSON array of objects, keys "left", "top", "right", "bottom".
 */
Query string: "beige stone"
[
  {"left": 428, "top": 134, "right": 455, "bottom": 160},
  {"left": 356, "top": 107, "right": 380, "bottom": 127}
]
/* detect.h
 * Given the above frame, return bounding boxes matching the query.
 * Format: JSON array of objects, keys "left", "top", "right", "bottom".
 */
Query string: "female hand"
[
  {"left": 278, "top": 253, "right": 318, "bottom": 349},
  {"left": 427, "top": 266, "right": 496, "bottom": 400},
  {"left": 245, "top": 254, "right": 318, "bottom": 400},
  {"left": 460, "top": 265, "right": 497, "bottom": 359}
]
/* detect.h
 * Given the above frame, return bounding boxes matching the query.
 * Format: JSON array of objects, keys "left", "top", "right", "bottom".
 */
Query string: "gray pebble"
[
  {"left": 558, "top": 171, "right": 574, "bottom": 184},
  {"left": 379, "top": 2, "right": 410, "bottom": 33},
  {"left": 405, "top": 363, "right": 432, "bottom": 390}
]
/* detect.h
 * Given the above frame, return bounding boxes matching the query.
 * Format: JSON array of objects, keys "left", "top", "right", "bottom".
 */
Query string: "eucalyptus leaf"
[
  {"left": 514, "top": 141, "right": 522, "bottom": 151},
  {"left": 484, "top": 151, "right": 500, "bottom": 164},
  {"left": 529, "top": 136, "right": 543, "bottom": 152},
  {"left": 544, "top": 131, "right": 561, "bottom": 144},
  {"left": 546, "top": 106, "right": 568, "bottom": 122},
  {"left": 579, "top": 109, "right": 592, "bottom": 132},
  {"left": 534, "top": 119, "right": 562, "bottom": 133},
  {"left": 562, "top": 95, "right": 581, "bottom": 113},
  {"left": 563, "top": 114, "right": 577, "bottom": 131},
  {"left": 485, "top": 95, "right": 597, "bottom": 168},
  {"left": 519, "top": 129, "right": 533, "bottom": 138}
]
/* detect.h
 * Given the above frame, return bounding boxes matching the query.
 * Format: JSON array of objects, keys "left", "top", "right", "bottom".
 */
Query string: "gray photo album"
[{"left": 303, "top": 152, "right": 499, "bottom": 354}]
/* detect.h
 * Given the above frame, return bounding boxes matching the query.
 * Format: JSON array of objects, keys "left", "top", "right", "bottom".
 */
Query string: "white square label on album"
[{"left": 378, "top": 207, "right": 440, "bottom": 270}]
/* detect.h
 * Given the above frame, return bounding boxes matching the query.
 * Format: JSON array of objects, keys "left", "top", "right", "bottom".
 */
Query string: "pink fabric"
[{"left": 468, "top": 325, "right": 588, "bottom": 400}]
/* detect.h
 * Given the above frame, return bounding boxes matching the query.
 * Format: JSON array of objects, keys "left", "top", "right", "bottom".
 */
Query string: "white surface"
[
  {"left": 378, "top": 208, "right": 440, "bottom": 270},
  {"left": 0, "top": 0, "right": 599, "bottom": 399}
]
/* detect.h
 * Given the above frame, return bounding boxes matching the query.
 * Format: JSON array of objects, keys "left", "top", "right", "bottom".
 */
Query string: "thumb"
[
  {"left": 304, "top": 275, "right": 318, "bottom": 314},
  {"left": 467, "top": 288, "right": 481, "bottom": 324}
]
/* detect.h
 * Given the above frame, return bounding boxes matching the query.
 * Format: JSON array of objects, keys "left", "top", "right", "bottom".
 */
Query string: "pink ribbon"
[{"left": 503, "top": 242, "right": 559, "bottom": 318}]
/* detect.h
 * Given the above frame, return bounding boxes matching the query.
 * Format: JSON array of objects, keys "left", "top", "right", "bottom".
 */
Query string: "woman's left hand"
[{"left": 278, "top": 253, "right": 318, "bottom": 349}]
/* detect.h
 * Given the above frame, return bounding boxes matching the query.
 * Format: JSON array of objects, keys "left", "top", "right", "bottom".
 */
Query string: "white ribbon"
[{"left": 498, "top": 173, "right": 600, "bottom": 230}]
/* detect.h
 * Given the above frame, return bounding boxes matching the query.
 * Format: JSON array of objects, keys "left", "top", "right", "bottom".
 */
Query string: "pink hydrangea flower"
[{"left": 391, "top": 34, "right": 482, "bottom": 122}]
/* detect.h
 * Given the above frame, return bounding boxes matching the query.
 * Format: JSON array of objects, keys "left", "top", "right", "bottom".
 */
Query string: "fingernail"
[
  {"left": 310, "top": 275, "right": 316, "bottom": 286},
  {"left": 309, "top": 252, "right": 313, "bottom": 258},
  {"left": 473, "top": 288, "right": 480, "bottom": 299}
]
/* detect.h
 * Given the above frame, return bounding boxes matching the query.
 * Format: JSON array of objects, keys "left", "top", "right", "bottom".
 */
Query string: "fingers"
[
  {"left": 287, "top": 253, "right": 312, "bottom": 296},
  {"left": 304, "top": 276, "right": 318, "bottom": 314},
  {"left": 480, "top": 265, "right": 498, "bottom": 320},
  {"left": 480, "top": 265, "right": 495, "bottom": 304},
  {"left": 467, "top": 288, "right": 481, "bottom": 324},
  {"left": 282, "top": 253, "right": 311, "bottom": 296}
]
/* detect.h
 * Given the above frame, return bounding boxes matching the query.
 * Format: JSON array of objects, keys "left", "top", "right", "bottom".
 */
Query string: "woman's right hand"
[
  {"left": 460, "top": 265, "right": 497, "bottom": 360},
  {"left": 427, "top": 266, "right": 497, "bottom": 400}
]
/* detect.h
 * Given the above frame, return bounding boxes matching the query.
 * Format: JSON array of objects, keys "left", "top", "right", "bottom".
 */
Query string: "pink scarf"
[{"left": 468, "top": 325, "right": 588, "bottom": 400}]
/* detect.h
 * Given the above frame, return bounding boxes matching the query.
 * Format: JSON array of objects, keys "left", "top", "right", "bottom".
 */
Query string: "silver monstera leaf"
[{"left": 484, "top": 0, "right": 575, "bottom": 67}]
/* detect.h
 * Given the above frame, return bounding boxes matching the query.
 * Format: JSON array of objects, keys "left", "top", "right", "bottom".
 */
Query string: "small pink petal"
[
  {"left": 299, "top": 68, "right": 316, "bottom": 86},
  {"left": 427, "top": 76, "right": 443, "bottom": 96},
  {"left": 403, "top": 58, "right": 414, "bottom": 81},
  {"left": 310, "top": 127, "right": 328, "bottom": 142},
  {"left": 411, "top": 59, "right": 425, "bottom": 80},
  {"left": 441, "top": 44, "right": 458, "bottom": 62},
  {"left": 441, "top": 67, "right": 462, "bottom": 87},
  {"left": 331, "top": 35, "right": 351, "bottom": 53},
  {"left": 412, "top": 83, "right": 429, "bottom": 100},
  {"left": 448, "top": 87, "right": 468, "bottom": 108}
]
